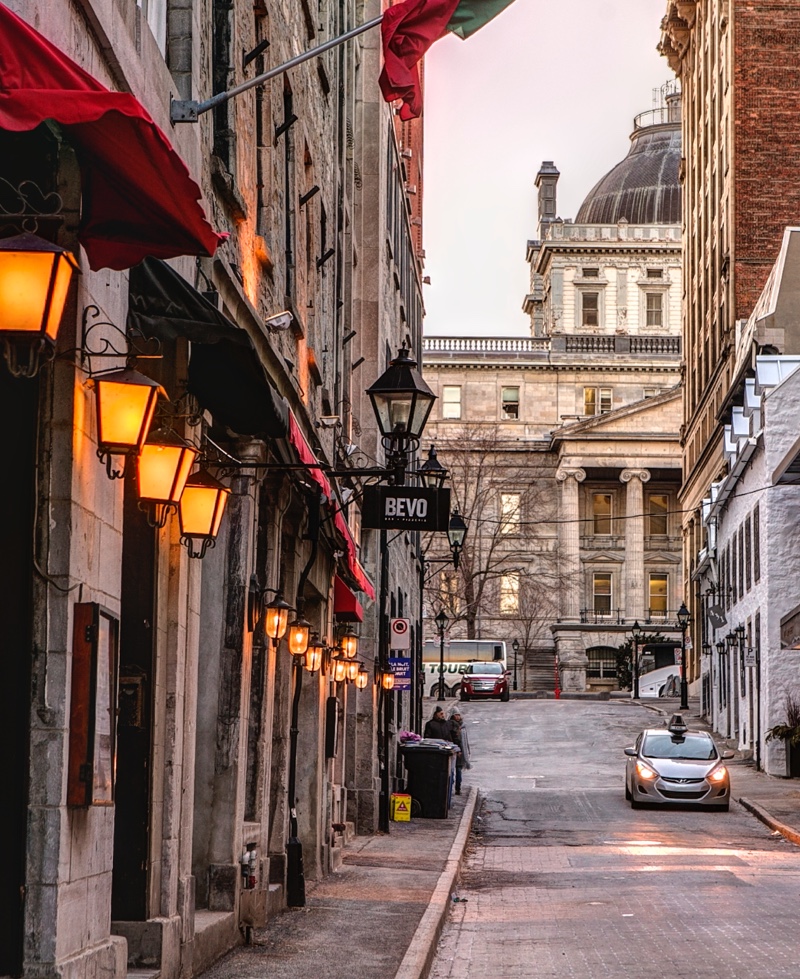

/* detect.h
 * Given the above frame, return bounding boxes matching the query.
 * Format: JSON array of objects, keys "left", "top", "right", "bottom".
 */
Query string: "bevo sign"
[{"left": 361, "top": 486, "right": 450, "bottom": 531}]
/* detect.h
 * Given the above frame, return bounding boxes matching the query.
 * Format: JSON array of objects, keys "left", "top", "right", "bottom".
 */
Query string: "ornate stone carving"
[
  {"left": 620, "top": 468, "right": 651, "bottom": 484},
  {"left": 556, "top": 467, "right": 586, "bottom": 483}
]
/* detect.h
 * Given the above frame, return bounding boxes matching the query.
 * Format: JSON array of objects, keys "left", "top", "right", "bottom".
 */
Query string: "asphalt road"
[{"left": 429, "top": 697, "right": 800, "bottom": 979}]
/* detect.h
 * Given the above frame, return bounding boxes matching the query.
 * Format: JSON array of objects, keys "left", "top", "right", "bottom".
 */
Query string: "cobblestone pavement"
[{"left": 430, "top": 699, "right": 800, "bottom": 979}]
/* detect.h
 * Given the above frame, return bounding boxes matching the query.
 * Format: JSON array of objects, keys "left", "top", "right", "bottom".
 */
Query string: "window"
[
  {"left": 501, "top": 386, "right": 520, "bottom": 419},
  {"left": 583, "top": 267, "right": 599, "bottom": 278},
  {"left": 499, "top": 493, "right": 521, "bottom": 535},
  {"left": 586, "top": 646, "right": 617, "bottom": 679},
  {"left": 499, "top": 573, "right": 519, "bottom": 615},
  {"left": 582, "top": 291, "right": 599, "bottom": 326},
  {"left": 584, "top": 387, "right": 612, "bottom": 416},
  {"left": 442, "top": 386, "right": 461, "bottom": 419},
  {"left": 644, "top": 387, "right": 661, "bottom": 398},
  {"left": 739, "top": 524, "right": 745, "bottom": 599},
  {"left": 648, "top": 494, "right": 668, "bottom": 536},
  {"left": 754, "top": 503, "right": 760, "bottom": 582},
  {"left": 646, "top": 268, "right": 663, "bottom": 279},
  {"left": 745, "top": 515, "right": 752, "bottom": 592},
  {"left": 592, "top": 493, "right": 612, "bottom": 535},
  {"left": 646, "top": 292, "right": 663, "bottom": 327},
  {"left": 648, "top": 573, "right": 668, "bottom": 617},
  {"left": 593, "top": 573, "right": 612, "bottom": 615}
]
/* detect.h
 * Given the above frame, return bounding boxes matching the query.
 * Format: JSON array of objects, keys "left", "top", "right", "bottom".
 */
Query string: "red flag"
[{"left": 379, "top": 0, "right": 460, "bottom": 120}]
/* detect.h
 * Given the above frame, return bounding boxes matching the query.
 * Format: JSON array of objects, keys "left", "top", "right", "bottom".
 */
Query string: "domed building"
[{"left": 421, "top": 87, "right": 686, "bottom": 697}]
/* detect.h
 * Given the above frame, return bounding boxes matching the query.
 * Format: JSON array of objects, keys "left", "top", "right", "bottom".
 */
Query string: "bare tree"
[{"left": 422, "top": 424, "right": 564, "bottom": 641}]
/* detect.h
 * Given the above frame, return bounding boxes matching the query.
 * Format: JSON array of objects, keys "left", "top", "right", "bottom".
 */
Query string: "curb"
[
  {"left": 739, "top": 796, "right": 800, "bottom": 847},
  {"left": 393, "top": 787, "right": 479, "bottom": 979}
]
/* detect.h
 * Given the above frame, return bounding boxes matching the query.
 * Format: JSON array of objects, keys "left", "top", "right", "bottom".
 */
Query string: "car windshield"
[
  {"left": 642, "top": 733, "right": 717, "bottom": 760},
  {"left": 467, "top": 662, "right": 503, "bottom": 675}
]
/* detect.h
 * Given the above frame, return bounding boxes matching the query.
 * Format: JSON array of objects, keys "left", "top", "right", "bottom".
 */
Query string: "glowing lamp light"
[
  {"left": 340, "top": 631, "right": 359, "bottom": 659},
  {"left": 355, "top": 666, "right": 369, "bottom": 689},
  {"left": 265, "top": 593, "right": 294, "bottom": 641},
  {"left": 304, "top": 637, "right": 325, "bottom": 675},
  {"left": 333, "top": 657, "right": 348, "bottom": 683},
  {"left": 0, "top": 233, "right": 79, "bottom": 377},
  {"left": 287, "top": 614, "right": 311, "bottom": 657},
  {"left": 178, "top": 470, "right": 230, "bottom": 558},
  {"left": 90, "top": 368, "right": 166, "bottom": 478},
  {"left": 381, "top": 672, "right": 395, "bottom": 691},
  {"left": 345, "top": 659, "right": 360, "bottom": 682},
  {"left": 137, "top": 429, "right": 198, "bottom": 527}
]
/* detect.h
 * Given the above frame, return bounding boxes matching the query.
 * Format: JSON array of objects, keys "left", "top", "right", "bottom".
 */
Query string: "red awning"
[
  {"left": 0, "top": 3, "right": 224, "bottom": 271},
  {"left": 334, "top": 575, "right": 364, "bottom": 623},
  {"left": 287, "top": 410, "right": 333, "bottom": 499},
  {"left": 333, "top": 508, "right": 376, "bottom": 600}
]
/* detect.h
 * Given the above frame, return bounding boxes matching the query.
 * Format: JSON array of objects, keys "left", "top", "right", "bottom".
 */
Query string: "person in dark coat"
[
  {"left": 447, "top": 706, "right": 471, "bottom": 794},
  {"left": 423, "top": 705, "right": 450, "bottom": 739}
]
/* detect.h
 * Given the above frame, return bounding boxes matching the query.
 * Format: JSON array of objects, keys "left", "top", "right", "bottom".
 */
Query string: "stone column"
[
  {"left": 555, "top": 468, "right": 587, "bottom": 692},
  {"left": 556, "top": 467, "right": 586, "bottom": 621},
  {"left": 620, "top": 468, "right": 650, "bottom": 622}
]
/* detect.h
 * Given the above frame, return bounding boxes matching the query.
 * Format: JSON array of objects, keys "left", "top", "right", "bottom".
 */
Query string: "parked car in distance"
[
  {"left": 459, "top": 661, "right": 510, "bottom": 702},
  {"left": 624, "top": 714, "right": 734, "bottom": 811}
]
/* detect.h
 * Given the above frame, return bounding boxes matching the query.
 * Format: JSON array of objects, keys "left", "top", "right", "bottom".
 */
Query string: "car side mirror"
[
  {"left": 721, "top": 749, "right": 735, "bottom": 759},
  {"left": 624, "top": 746, "right": 637, "bottom": 757}
]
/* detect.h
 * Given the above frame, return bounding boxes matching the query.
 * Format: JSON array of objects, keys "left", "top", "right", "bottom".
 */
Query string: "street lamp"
[
  {"left": 677, "top": 602, "right": 690, "bottom": 709},
  {"left": 511, "top": 638, "right": 520, "bottom": 692},
  {"left": 178, "top": 470, "right": 231, "bottom": 558},
  {"left": 417, "top": 444, "right": 448, "bottom": 489},
  {"left": 447, "top": 510, "right": 468, "bottom": 570},
  {"left": 631, "top": 619, "right": 642, "bottom": 699},
  {"left": 435, "top": 609, "right": 448, "bottom": 701}
]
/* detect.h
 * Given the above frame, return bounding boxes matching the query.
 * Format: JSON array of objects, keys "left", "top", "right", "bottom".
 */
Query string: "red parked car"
[{"left": 459, "top": 661, "right": 510, "bottom": 702}]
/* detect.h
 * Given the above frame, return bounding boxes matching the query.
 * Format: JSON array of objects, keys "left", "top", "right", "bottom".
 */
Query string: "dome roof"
[{"left": 576, "top": 113, "right": 681, "bottom": 226}]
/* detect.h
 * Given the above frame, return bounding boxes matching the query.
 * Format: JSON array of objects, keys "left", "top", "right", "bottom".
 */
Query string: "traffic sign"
[{"left": 390, "top": 617, "right": 411, "bottom": 650}]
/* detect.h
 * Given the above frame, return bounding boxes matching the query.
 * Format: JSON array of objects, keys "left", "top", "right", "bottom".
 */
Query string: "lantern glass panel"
[
  {"left": 138, "top": 441, "right": 197, "bottom": 504},
  {"left": 341, "top": 633, "right": 358, "bottom": 658},
  {"left": 382, "top": 672, "right": 395, "bottom": 691},
  {"left": 333, "top": 658, "right": 347, "bottom": 683},
  {"left": 305, "top": 645, "right": 323, "bottom": 673},
  {"left": 0, "top": 244, "right": 76, "bottom": 338},
  {"left": 346, "top": 660, "right": 360, "bottom": 681},
  {"left": 288, "top": 620, "right": 310, "bottom": 657},
  {"left": 355, "top": 669, "right": 369, "bottom": 689},
  {"left": 179, "top": 482, "right": 229, "bottom": 539},
  {"left": 265, "top": 605, "right": 290, "bottom": 641},
  {"left": 96, "top": 376, "right": 159, "bottom": 453}
]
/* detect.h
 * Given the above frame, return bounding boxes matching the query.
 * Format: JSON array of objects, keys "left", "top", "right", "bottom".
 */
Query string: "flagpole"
[{"left": 171, "top": 15, "right": 384, "bottom": 123}]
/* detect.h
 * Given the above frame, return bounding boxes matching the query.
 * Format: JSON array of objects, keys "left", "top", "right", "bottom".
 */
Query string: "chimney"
[{"left": 535, "top": 161, "right": 560, "bottom": 240}]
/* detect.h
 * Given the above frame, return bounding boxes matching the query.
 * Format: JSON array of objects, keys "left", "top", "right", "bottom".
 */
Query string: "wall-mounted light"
[
  {"left": 89, "top": 368, "right": 166, "bottom": 478},
  {"left": 304, "top": 635, "right": 325, "bottom": 674},
  {"left": 0, "top": 232, "right": 79, "bottom": 377},
  {"left": 333, "top": 657, "right": 348, "bottom": 683},
  {"left": 340, "top": 630, "right": 359, "bottom": 659},
  {"left": 417, "top": 444, "right": 448, "bottom": 490},
  {"left": 345, "top": 659, "right": 360, "bottom": 682},
  {"left": 447, "top": 510, "right": 468, "bottom": 569},
  {"left": 137, "top": 429, "right": 198, "bottom": 527},
  {"left": 287, "top": 613, "right": 311, "bottom": 657},
  {"left": 355, "top": 665, "right": 369, "bottom": 689},
  {"left": 178, "top": 470, "right": 230, "bottom": 558},
  {"left": 381, "top": 672, "right": 395, "bottom": 691},
  {"left": 265, "top": 592, "right": 294, "bottom": 641}
]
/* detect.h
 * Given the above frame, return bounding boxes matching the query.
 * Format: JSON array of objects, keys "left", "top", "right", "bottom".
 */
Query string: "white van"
[{"left": 637, "top": 664, "right": 681, "bottom": 698}]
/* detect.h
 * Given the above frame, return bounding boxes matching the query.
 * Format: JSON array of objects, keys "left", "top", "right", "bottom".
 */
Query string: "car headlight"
[
  {"left": 708, "top": 765, "right": 728, "bottom": 782},
  {"left": 635, "top": 760, "right": 658, "bottom": 780}
]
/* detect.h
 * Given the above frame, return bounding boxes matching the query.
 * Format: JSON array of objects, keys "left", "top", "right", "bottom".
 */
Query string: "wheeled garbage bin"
[{"left": 400, "top": 741, "right": 457, "bottom": 818}]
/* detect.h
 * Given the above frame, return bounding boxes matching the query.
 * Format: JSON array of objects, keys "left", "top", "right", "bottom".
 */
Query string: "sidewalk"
[
  {"left": 640, "top": 695, "right": 800, "bottom": 845},
  {"left": 199, "top": 789, "right": 478, "bottom": 979}
]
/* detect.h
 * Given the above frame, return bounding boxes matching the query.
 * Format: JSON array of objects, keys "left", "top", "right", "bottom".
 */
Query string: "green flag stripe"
[{"left": 446, "top": 0, "right": 517, "bottom": 40}]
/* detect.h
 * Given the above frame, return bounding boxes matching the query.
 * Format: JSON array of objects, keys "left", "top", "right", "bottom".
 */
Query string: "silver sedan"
[{"left": 624, "top": 715, "right": 734, "bottom": 811}]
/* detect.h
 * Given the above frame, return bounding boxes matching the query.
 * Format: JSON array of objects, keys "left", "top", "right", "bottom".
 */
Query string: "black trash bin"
[{"left": 400, "top": 740, "right": 456, "bottom": 818}]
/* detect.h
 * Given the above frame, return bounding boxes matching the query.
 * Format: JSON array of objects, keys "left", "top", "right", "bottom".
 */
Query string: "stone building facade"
[
  {"left": 1, "top": 2, "right": 425, "bottom": 978},
  {"left": 422, "top": 95, "right": 684, "bottom": 692},
  {"left": 660, "top": 1, "right": 800, "bottom": 756}
]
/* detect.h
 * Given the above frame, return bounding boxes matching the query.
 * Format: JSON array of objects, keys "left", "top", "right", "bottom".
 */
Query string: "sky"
[{"left": 422, "top": 0, "right": 671, "bottom": 337}]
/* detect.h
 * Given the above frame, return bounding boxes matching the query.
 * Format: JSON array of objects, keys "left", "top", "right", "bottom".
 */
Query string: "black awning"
[{"left": 127, "top": 258, "right": 289, "bottom": 439}]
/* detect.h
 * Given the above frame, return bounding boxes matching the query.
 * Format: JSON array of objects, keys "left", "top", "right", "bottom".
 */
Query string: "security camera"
[
  {"left": 316, "top": 415, "right": 341, "bottom": 428},
  {"left": 265, "top": 310, "right": 293, "bottom": 331}
]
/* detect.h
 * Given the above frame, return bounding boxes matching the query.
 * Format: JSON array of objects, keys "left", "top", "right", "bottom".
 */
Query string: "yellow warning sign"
[{"left": 390, "top": 792, "right": 411, "bottom": 821}]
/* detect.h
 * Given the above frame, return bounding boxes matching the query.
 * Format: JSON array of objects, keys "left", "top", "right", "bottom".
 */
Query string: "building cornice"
[{"left": 659, "top": 1, "right": 697, "bottom": 74}]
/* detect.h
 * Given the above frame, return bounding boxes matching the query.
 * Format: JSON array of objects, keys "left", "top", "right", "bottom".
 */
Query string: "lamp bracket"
[
  {"left": 98, "top": 448, "right": 126, "bottom": 480},
  {"left": 182, "top": 535, "right": 215, "bottom": 559},
  {"left": 0, "top": 177, "right": 65, "bottom": 236},
  {"left": 80, "top": 304, "right": 162, "bottom": 369}
]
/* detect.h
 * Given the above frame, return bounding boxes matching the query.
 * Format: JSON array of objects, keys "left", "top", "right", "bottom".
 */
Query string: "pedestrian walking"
[
  {"left": 423, "top": 705, "right": 450, "bottom": 739},
  {"left": 447, "top": 706, "right": 471, "bottom": 794}
]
